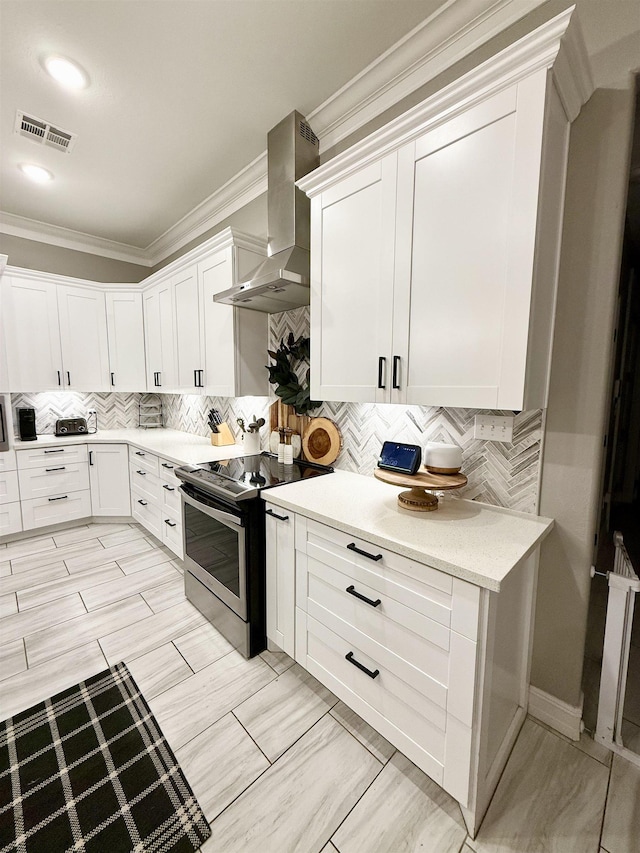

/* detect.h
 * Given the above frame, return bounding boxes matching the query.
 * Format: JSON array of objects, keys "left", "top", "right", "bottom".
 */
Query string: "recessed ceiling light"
[
  {"left": 43, "top": 54, "right": 88, "bottom": 90},
  {"left": 19, "top": 163, "right": 54, "bottom": 183}
]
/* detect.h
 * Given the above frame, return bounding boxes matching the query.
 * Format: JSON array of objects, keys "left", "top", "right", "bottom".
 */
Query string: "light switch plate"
[{"left": 473, "top": 414, "right": 514, "bottom": 442}]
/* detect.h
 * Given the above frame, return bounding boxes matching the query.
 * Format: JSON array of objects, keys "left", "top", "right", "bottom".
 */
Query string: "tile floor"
[{"left": 1, "top": 521, "right": 639, "bottom": 853}]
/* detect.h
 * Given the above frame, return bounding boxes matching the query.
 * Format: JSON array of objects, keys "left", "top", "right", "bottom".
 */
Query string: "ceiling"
[{"left": 1, "top": 0, "right": 639, "bottom": 262}]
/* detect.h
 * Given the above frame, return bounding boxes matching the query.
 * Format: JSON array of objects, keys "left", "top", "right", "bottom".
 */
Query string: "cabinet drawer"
[
  {"left": 131, "top": 486, "right": 163, "bottom": 540},
  {"left": 158, "top": 456, "right": 180, "bottom": 483},
  {"left": 17, "top": 443, "right": 88, "bottom": 470},
  {"left": 0, "top": 450, "right": 17, "bottom": 473},
  {"left": 0, "top": 469, "right": 20, "bottom": 505},
  {"left": 18, "top": 463, "right": 89, "bottom": 501},
  {"left": 21, "top": 490, "right": 91, "bottom": 530},
  {"left": 128, "top": 446, "right": 159, "bottom": 475},
  {"left": 304, "top": 613, "right": 447, "bottom": 767},
  {"left": 129, "top": 464, "right": 161, "bottom": 503},
  {"left": 0, "top": 501, "right": 22, "bottom": 537},
  {"left": 161, "top": 507, "right": 183, "bottom": 559},
  {"left": 160, "top": 479, "right": 181, "bottom": 513}
]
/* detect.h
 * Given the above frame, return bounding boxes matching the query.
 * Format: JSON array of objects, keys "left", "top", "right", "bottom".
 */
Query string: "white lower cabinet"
[
  {"left": 128, "top": 449, "right": 183, "bottom": 558},
  {"left": 0, "top": 501, "right": 22, "bottom": 537},
  {"left": 21, "top": 491, "right": 92, "bottom": 530},
  {"left": 88, "top": 444, "right": 131, "bottom": 516},
  {"left": 16, "top": 443, "right": 91, "bottom": 531},
  {"left": 266, "top": 508, "right": 538, "bottom": 838},
  {"left": 131, "top": 486, "right": 163, "bottom": 540},
  {"left": 0, "top": 449, "right": 22, "bottom": 536}
]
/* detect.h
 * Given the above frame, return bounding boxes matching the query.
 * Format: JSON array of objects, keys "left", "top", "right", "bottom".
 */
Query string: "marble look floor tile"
[
  {"left": 1, "top": 534, "right": 56, "bottom": 561},
  {"left": 202, "top": 714, "right": 382, "bottom": 853},
  {"left": 0, "top": 641, "right": 107, "bottom": 719},
  {"left": 1, "top": 593, "right": 86, "bottom": 645},
  {"left": 321, "top": 844, "right": 339, "bottom": 853},
  {"left": 260, "top": 648, "right": 295, "bottom": 675},
  {"left": 125, "top": 642, "right": 193, "bottom": 700},
  {"left": 65, "top": 537, "right": 153, "bottom": 574},
  {"left": 530, "top": 716, "right": 612, "bottom": 768},
  {"left": 330, "top": 700, "right": 396, "bottom": 765},
  {"left": 176, "top": 712, "right": 269, "bottom": 822},
  {"left": 170, "top": 559, "right": 184, "bottom": 575},
  {"left": 117, "top": 549, "right": 176, "bottom": 575},
  {"left": 333, "top": 750, "right": 466, "bottom": 853},
  {"left": 99, "top": 600, "right": 206, "bottom": 665},
  {"left": 98, "top": 526, "right": 148, "bottom": 549},
  {"left": 25, "top": 595, "right": 153, "bottom": 666},
  {"left": 140, "top": 574, "right": 185, "bottom": 613},
  {"left": 52, "top": 523, "right": 131, "bottom": 547},
  {"left": 0, "top": 560, "right": 10, "bottom": 577},
  {"left": 473, "top": 719, "right": 608, "bottom": 853},
  {"left": 16, "top": 563, "right": 123, "bottom": 611},
  {"left": 0, "top": 593, "right": 18, "bottom": 618},
  {"left": 11, "top": 539, "right": 101, "bottom": 574},
  {"left": 149, "top": 651, "right": 275, "bottom": 751},
  {"left": 1, "top": 561, "right": 68, "bottom": 596},
  {"left": 0, "top": 638, "right": 27, "bottom": 682},
  {"left": 80, "top": 563, "right": 178, "bottom": 611},
  {"left": 601, "top": 755, "right": 640, "bottom": 853},
  {"left": 170, "top": 621, "right": 234, "bottom": 672},
  {"left": 234, "top": 663, "right": 337, "bottom": 761}
]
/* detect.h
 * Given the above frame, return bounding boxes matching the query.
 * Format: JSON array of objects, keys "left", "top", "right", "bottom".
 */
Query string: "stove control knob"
[
  {"left": 59, "top": 426, "right": 67, "bottom": 433},
  {"left": 78, "top": 424, "right": 86, "bottom": 432}
]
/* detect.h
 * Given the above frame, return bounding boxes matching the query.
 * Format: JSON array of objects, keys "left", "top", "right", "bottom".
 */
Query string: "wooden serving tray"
[{"left": 374, "top": 466, "right": 467, "bottom": 512}]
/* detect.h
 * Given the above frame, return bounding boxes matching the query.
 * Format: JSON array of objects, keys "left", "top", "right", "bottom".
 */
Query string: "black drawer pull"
[
  {"left": 111, "top": 372, "right": 115, "bottom": 387},
  {"left": 48, "top": 495, "right": 68, "bottom": 502},
  {"left": 265, "top": 508, "right": 289, "bottom": 521},
  {"left": 163, "top": 484, "right": 175, "bottom": 491},
  {"left": 57, "top": 370, "right": 61, "bottom": 386},
  {"left": 161, "top": 462, "right": 174, "bottom": 469},
  {"left": 45, "top": 466, "right": 66, "bottom": 472},
  {"left": 347, "top": 542, "right": 382, "bottom": 561},
  {"left": 346, "top": 585, "right": 381, "bottom": 608},
  {"left": 164, "top": 519, "right": 177, "bottom": 527},
  {"left": 136, "top": 469, "right": 146, "bottom": 476},
  {"left": 345, "top": 651, "right": 379, "bottom": 680},
  {"left": 135, "top": 451, "right": 145, "bottom": 456},
  {"left": 44, "top": 449, "right": 65, "bottom": 454},
  {"left": 377, "top": 356, "right": 386, "bottom": 389},
  {"left": 67, "top": 371, "right": 71, "bottom": 386},
  {"left": 89, "top": 451, "right": 93, "bottom": 467},
  {"left": 137, "top": 499, "right": 148, "bottom": 506}
]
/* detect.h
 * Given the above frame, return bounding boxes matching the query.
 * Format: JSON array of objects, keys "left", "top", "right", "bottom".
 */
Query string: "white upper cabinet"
[
  {"left": 2, "top": 273, "right": 64, "bottom": 391},
  {"left": 300, "top": 11, "right": 591, "bottom": 411},
  {"left": 143, "top": 278, "right": 176, "bottom": 392},
  {"left": 105, "top": 291, "right": 147, "bottom": 391},
  {"left": 172, "top": 265, "right": 202, "bottom": 393},
  {"left": 57, "top": 285, "right": 110, "bottom": 392}
]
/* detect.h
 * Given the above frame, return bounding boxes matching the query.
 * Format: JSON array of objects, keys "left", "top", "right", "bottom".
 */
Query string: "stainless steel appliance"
[
  {"left": 176, "top": 452, "right": 333, "bottom": 657},
  {"left": 17, "top": 407, "right": 37, "bottom": 441},
  {"left": 55, "top": 417, "right": 88, "bottom": 436}
]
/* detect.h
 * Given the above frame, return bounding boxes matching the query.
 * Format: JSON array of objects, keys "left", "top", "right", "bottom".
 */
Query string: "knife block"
[{"left": 210, "top": 423, "right": 235, "bottom": 446}]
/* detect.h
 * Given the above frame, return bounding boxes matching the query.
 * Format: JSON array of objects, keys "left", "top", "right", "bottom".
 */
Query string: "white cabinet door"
[
  {"left": 265, "top": 502, "right": 295, "bottom": 657},
  {"left": 57, "top": 285, "right": 110, "bottom": 391},
  {"left": 89, "top": 444, "right": 131, "bottom": 516},
  {"left": 143, "top": 280, "right": 176, "bottom": 392},
  {"left": 105, "top": 291, "right": 147, "bottom": 391},
  {"left": 310, "top": 157, "right": 397, "bottom": 403},
  {"left": 173, "top": 265, "right": 202, "bottom": 393},
  {"left": 2, "top": 275, "right": 63, "bottom": 391},
  {"left": 199, "top": 248, "right": 267, "bottom": 397}
]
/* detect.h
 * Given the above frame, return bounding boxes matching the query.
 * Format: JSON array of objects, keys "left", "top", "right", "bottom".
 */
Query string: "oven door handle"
[{"left": 180, "top": 486, "right": 244, "bottom": 528}]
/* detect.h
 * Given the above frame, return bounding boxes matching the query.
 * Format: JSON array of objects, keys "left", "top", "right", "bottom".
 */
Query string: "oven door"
[{"left": 181, "top": 485, "right": 247, "bottom": 620}]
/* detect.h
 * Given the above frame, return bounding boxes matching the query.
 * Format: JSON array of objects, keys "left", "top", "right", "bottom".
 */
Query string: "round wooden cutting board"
[{"left": 302, "top": 418, "right": 342, "bottom": 466}]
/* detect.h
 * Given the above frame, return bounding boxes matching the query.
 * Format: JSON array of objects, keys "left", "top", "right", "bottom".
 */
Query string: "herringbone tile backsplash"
[{"left": 10, "top": 305, "right": 543, "bottom": 514}]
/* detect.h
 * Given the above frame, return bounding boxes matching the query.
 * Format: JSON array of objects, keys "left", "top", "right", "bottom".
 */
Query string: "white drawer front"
[
  {"left": 18, "top": 463, "right": 89, "bottom": 501},
  {"left": 131, "top": 487, "right": 163, "bottom": 540},
  {"left": 0, "top": 469, "right": 20, "bottom": 505},
  {"left": 161, "top": 507, "right": 183, "bottom": 559},
  {"left": 129, "top": 446, "right": 159, "bottom": 475},
  {"left": 0, "top": 450, "right": 17, "bottom": 473},
  {"left": 158, "top": 457, "right": 180, "bottom": 483},
  {"left": 17, "top": 443, "right": 88, "bottom": 470},
  {"left": 0, "top": 501, "right": 22, "bottom": 537},
  {"left": 129, "top": 464, "right": 161, "bottom": 504},
  {"left": 160, "top": 480, "right": 181, "bottom": 513},
  {"left": 21, "top": 490, "right": 91, "bottom": 530}
]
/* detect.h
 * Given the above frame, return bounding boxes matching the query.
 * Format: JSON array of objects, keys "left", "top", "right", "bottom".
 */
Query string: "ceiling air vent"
[{"left": 15, "top": 111, "right": 77, "bottom": 153}]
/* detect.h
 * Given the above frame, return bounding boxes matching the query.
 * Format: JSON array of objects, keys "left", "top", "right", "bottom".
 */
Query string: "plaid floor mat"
[{"left": 0, "top": 662, "right": 211, "bottom": 853}]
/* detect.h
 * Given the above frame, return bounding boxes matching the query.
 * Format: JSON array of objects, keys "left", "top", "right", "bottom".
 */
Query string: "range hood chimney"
[{"left": 214, "top": 110, "right": 319, "bottom": 313}]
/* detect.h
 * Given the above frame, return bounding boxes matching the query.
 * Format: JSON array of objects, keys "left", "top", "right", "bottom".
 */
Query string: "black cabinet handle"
[
  {"left": 163, "top": 484, "right": 175, "bottom": 491},
  {"left": 156, "top": 371, "right": 162, "bottom": 387},
  {"left": 135, "top": 451, "right": 145, "bottom": 456},
  {"left": 161, "top": 462, "right": 174, "bottom": 469},
  {"left": 265, "top": 508, "right": 289, "bottom": 521},
  {"left": 67, "top": 371, "right": 71, "bottom": 386},
  {"left": 345, "top": 651, "right": 379, "bottom": 679},
  {"left": 137, "top": 499, "right": 147, "bottom": 506},
  {"left": 136, "top": 469, "right": 146, "bottom": 476},
  {"left": 194, "top": 369, "right": 199, "bottom": 387},
  {"left": 48, "top": 495, "right": 68, "bottom": 502},
  {"left": 198, "top": 369, "right": 204, "bottom": 387},
  {"left": 89, "top": 451, "right": 93, "bottom": 466},
  {"left": 45, "top": 466, "right": 66, "bottom": 472},
  {"left": 346, "top": 585, "right": 381, "bottom": 608},
  {"left": 392, "top": 356, "right": 400, "bottom": 390},
  {"left": 377, "top": 356, "right": 386, "bottom": 389},
  {"left": 347, "top": 542, "right": 382, "bottom": 562},
  {"left": 57, "top": 370, "right": 61, "bottom": 386},
  {"left": 164, "top": 519, "right": 177, "bottom": 527},
  {"left": 44, "top": 449, "right": 65, "bottom": 454},
  {"left": 111, "top": 372, "right": 115, "bottom": 387}
]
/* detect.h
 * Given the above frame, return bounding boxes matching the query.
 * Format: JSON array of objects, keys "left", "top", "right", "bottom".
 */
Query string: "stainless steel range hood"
[{"left": 214, "top": 111, "right": 319, "bottom": 313}]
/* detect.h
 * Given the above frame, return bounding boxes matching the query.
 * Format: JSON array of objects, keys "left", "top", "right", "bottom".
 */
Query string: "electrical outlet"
[{"left": 473, "top": 414, "right": 514, "bottom": 442}]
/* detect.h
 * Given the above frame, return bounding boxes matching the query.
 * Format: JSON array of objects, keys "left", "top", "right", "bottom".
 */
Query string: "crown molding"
[{"left": 0, "top": 0, "right": 572, "bottom": 268}]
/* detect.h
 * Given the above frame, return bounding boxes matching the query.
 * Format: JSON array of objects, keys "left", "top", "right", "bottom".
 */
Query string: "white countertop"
[
  {"left": 263, "top": 470, "right": 554, "bottom": 592},
  {"left": 13, "top": 428, "right": 247, "bottom": 467}
]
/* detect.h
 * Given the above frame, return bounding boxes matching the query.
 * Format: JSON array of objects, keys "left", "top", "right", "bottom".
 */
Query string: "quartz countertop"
[
  {"left": 263, "top": 470, "right": 554, "bottom": 591},
  {"left": 13, "top": 428, "right": 247, "bottom": 467}
]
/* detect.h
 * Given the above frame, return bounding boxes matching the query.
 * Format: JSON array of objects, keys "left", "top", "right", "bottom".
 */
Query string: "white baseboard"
[{"left": 528, "top": 685, "right": 583, "bottom": 740}]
